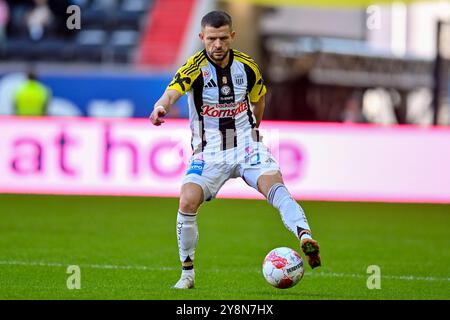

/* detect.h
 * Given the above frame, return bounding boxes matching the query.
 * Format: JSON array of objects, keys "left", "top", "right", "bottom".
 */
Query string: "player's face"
[{"left": 200, "top": 25, "right": 235, "bottom": 63}]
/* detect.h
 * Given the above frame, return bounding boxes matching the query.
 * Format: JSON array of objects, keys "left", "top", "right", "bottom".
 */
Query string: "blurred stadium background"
[{"left": 0, "top": 0, "right": 449, "bottom": 300}]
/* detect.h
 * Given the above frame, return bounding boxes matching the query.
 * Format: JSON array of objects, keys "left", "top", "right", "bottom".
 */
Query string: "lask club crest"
[{"left": 234, "top": 74, "right": 244, "bottom": 86}]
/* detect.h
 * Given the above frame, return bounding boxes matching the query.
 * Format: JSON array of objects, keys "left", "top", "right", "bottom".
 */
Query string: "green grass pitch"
[{"left": 0, "top": 194, "right": 448, "bottom": 300}]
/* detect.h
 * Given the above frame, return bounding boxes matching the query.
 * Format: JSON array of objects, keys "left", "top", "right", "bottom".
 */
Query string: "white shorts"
[{"left": 182, "top": 142, "right": 280, "bottom": 201}]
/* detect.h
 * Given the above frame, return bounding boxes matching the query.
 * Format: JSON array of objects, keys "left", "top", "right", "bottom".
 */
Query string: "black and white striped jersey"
[{"left": 167, "top": 49, "right": 267, "bottom": 155}]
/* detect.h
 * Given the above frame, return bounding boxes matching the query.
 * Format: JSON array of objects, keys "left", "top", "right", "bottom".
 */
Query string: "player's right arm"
[
  {"left": 150, "top": 52, "right": 203, "bottom": 126},
  {"left": 150, "top": 89, "right": 182, "bottom": 126}
]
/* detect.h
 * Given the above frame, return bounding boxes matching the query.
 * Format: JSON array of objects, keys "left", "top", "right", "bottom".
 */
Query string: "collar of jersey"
[{"left": 204, "top": 48, "right": 234, "bottom": 70}]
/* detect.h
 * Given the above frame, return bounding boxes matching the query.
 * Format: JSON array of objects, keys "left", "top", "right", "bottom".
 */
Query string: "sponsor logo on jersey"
[
  {"left": 200, "top": 101, "right": 248, "bottom": 119},
  {"left": 204, "top": 79, "right": 217, "bottom": 88},
  {"left": 220, "top": 85, "right": 231, "bottom": 96}
]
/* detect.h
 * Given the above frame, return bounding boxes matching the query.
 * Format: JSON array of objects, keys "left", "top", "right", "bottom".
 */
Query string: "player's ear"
[
  {"left": 199, "top": 31, "right": 204, "bottom": 41},
  {"left": 230, "top": 30, "right": 236, "bottom": 41}
]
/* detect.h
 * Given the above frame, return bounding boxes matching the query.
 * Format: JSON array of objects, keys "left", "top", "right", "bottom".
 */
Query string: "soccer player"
[{"left": 150, "top": 11, "right": 321, "bottom": 289}]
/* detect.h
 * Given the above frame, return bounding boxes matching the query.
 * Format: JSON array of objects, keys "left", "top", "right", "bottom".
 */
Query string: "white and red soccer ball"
[{"left": 262, "top": 247, "right": 304, "bottom": 289}]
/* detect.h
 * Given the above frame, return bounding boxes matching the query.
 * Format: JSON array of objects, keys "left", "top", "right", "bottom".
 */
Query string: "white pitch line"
[
  {"left": 0, "top": 260, "right": 448, "bottom": 282},
  {"left": 0, "top": 260, "right": 176, "bottom": 271},
  {"left": 305, "top": 271, "right": 450, "bottom": 282}
]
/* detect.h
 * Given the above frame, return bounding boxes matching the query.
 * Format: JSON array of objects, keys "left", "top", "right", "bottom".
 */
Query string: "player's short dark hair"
[{"left": 201, "top": 11, "right": 232, "bottom": 29}]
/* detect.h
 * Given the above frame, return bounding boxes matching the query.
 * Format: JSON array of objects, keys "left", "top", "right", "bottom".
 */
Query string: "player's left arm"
[
  {"left": 251, "top": 94, "right": 265, "bottom": 128},
  {"left": 246, "top": 58, "right": 267, "bottom": 128}
]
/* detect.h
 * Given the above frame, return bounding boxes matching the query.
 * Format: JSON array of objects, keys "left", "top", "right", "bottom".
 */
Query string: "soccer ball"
[{"left": 262, "top": 247, "right": 304, "bottom": 289}]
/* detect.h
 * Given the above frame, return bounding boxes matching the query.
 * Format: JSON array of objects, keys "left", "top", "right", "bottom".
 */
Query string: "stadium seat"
[
  {"left": 74, "top": 30, "right": 109, "bottom": 62},
  {"left": 76, "top": 30, "right": 108, "bottom": 46},
  {"left": 107, "top": 30, "right": 140, "bottom": 63},
  {"left": 82, "top": 9, "right": 113, "bottom": 29},
  {"left": 110, "top": 30, "right": 140, "bottom": 47},
  {"left": 121, "top": 0, "right": 150, "bottom": 13},
  {"left": 89, "top": 0, "right": 119, "bottom": 10}
]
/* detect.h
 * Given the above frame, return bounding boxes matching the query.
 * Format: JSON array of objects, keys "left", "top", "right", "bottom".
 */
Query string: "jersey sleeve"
[
  {"left": 249, "top": 68, "right": 267, "bottom": 103},
  {"left": 166, "top": 53, "right": 203, "bottom": 95},
  {"left": 244, "top": 59, "right": 267, "bottom": 103}
]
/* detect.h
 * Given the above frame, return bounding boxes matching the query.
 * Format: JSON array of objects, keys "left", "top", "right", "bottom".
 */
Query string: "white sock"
[
  {"left": 177, "top": 211, "right": 199, "bottom": 266},
  {"left": 267, "top": 183, "right": 312, "bottom": 241},
  {"left": 182, "top": 269, "right": 195, "bottom": 278}
]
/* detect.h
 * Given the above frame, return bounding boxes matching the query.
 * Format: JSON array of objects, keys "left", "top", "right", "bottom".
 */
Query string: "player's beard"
[{"left": 209, "top": 49, "right": 229, "bottom": 63}]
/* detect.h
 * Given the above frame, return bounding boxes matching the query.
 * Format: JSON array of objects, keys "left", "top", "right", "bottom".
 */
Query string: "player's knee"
[
  {"left": 179, "top": 198, "right": 201, "bottom": 213},
  {"left": 179, "top": 185, "right": 203, "bottom": 213}
]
